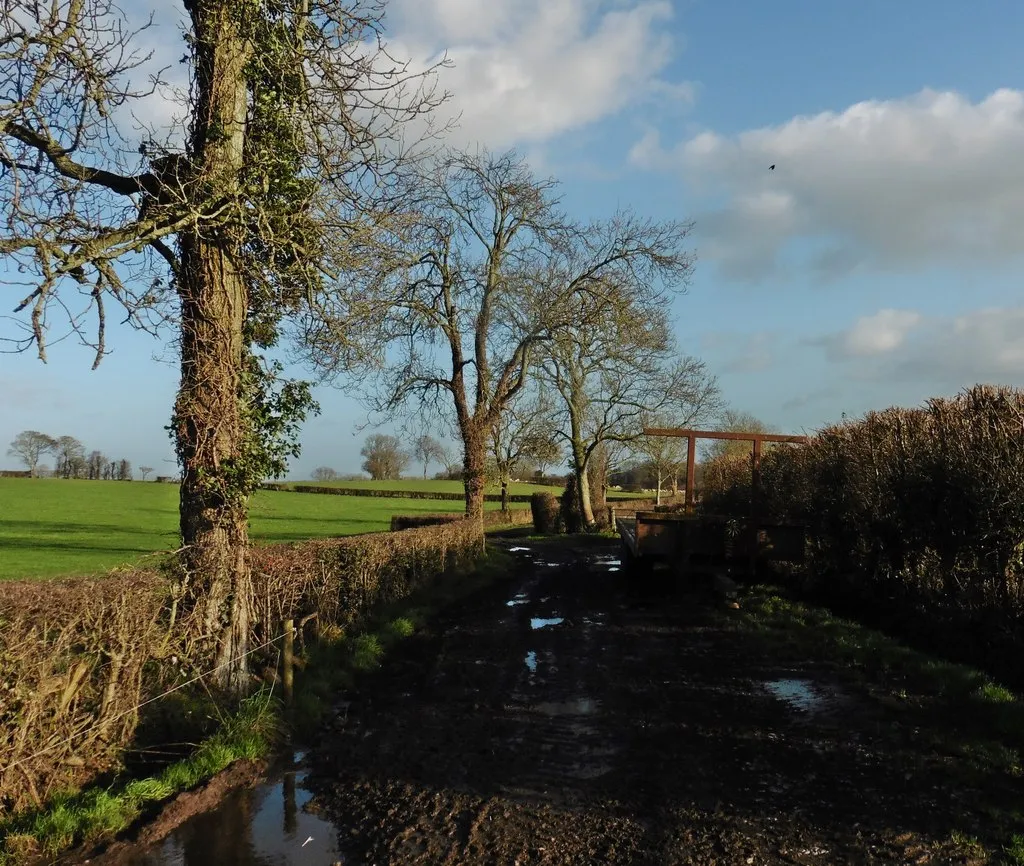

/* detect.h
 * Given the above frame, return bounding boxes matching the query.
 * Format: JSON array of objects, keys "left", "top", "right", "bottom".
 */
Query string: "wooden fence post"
[{"left": 282, "top": 618, "right": 294, "bottom": 708}]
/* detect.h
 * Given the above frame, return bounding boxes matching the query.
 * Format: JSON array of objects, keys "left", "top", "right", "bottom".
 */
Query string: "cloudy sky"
[{"left": 5, "top": 0, "right": 1024, "bottom": 477}]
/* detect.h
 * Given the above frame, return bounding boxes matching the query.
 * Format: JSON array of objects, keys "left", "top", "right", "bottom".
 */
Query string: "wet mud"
[{"left": 91, "top": 536, "right": 1012, "bottom": 865}]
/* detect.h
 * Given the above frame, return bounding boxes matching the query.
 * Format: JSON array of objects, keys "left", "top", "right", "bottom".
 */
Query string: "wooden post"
[
  {"left": 685, "top": 434, "right": 696, "bottom": 514},
  {"left": 751, "top": 438, "right": 762, "bottom": 517},
  {"left": 282, "top": 618, "right": 294, "bottom": 708},
  {"left": 750, "top": 440, "right": 762, "bottom": 577}
]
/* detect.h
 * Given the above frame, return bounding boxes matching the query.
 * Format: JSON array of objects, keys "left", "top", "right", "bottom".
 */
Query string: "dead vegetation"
[{"left": 0, "top": 520, "right": 483, "bottom": 818}]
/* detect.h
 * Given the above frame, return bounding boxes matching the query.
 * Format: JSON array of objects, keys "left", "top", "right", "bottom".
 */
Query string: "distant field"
[
  {"left": 0, "top": 478, "right": 508, "bottom": 581},
  {"left": 288, "top": 478, "right": 643, "bottom": 500}
]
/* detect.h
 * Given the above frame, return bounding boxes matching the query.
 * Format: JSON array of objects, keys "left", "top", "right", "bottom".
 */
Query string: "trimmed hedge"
[
  {"left": 531, "top": 492, "right": 559, "bottom": 534},
  {"left": 701, "top": 384, "right": 1024, "bottom": 682},
  {"left": 390, "top": 510, "right": 533, "bottom": 531},
  {"left": 0, "top": 520, "right": 484, "bottom": 819}
]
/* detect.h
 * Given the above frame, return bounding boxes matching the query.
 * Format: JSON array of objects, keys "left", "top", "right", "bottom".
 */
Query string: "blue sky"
[{"left": 5, "top": 0, "right": 1024, "bottom": 477}]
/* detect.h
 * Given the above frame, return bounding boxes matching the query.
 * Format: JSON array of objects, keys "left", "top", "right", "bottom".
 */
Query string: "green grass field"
[{"left": 0, "top": 478, "right": 522, "bottom": 582}]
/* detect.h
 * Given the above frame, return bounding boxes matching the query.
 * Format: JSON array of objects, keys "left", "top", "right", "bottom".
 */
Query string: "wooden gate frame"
[{"left": 642, "top": 427, "right": 810, "bottom": 516}]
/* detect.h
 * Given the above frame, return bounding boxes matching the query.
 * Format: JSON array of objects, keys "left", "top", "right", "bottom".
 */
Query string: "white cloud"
[
  {"left": 89, "top": 1, "right": 686, "bottom": 156},
  {"left": 822, "top": 306, "right": 1024, "bottom": 387},
  {"left": 835, "top": 309, "right": 922, "bottom": 358},
  {"left": 389, "top": 0, "right": 690, "bottom": 148},
  {"left": 634, "top": 88, "right": 1024, "bottom": 280}
]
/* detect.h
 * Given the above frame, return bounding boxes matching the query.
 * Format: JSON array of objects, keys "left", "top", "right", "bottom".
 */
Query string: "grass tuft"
[{"left": 1004, "top": 834, "right": 1024, "bottom": 865}]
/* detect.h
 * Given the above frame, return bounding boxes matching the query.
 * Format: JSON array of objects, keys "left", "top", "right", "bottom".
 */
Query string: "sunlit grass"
[{"left": 0, "top": 478, "right": 511, "bottom": 580}]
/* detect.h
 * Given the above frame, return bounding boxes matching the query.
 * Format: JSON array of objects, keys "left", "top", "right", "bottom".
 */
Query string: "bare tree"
[
  {"left": 360, "top": 434, "right": 408, "bottom": 480},
  {"left": 51, "top": 436, "right": 85, "bottom": 478},
  {"left": 87, "top": 450, "right": 106, "bottom": 480},
  {"left": 437, "top": 444, "right": 462, "bottom": 480},
  {"left": 490, "top": 389, "right": 560, "bottom": 511},
  {"left": 541, "top": 288, "right": 721, "bottom": 524},
  {"left": 308, "top": 149, "right": 696, "bottom": 522},
  {"left": 706, "top": 410, "right": 778, "bottom": 460},
  {"left": 412, "top": 435, "right": 446, "bottom": 480},
  {"left": 139, "top": 465, "right": 154, "bottom": 481},
  {"left": 311, "top": 466, "right": 339, "bottom": 482},
  {"left": 6, "top": 430, "right": 55, "bottom": 476},
  {"left": 52, "top": 437, "right": 89, "bottom": 478},
  {"left": 2, "top": 0, "right": 445, "bottom": 686},
  {"left": 51, "top": 438, "right": 86, "bottom": 479}
]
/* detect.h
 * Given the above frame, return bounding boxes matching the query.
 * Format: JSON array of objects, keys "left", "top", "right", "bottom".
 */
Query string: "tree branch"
[{"left": 3, "top": 122, "right": 155, "bottom": 197}]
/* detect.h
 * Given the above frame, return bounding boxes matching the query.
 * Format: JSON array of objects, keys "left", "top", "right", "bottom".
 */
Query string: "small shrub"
[
  {"left": 530, "top": 492, "right": 560, "bottom": 534},
  {"left": 350, "top": 634, "right": 384, "bottom": 671}
]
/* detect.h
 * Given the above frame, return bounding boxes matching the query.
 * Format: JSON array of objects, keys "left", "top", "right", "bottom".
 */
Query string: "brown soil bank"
[{"left": 302, "top": 535, "right": 1021, "bottom": 865}]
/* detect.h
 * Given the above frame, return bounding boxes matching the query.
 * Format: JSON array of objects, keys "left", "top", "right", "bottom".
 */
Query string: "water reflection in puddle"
[
  {"left": 530, "top": 617, "right": 564, "bottom": 630},
  {"left": 122, "top": 757, "right": 341, "bottom": 866},
  {"left": 509, "top": 546, "right": 532, "bottom": 553},
  {"left": 764, "top": 678, "right": 828, "bottom": 713},
  {"left": 532, "top": 561, "right": 562, "bottom": 568},
  {"left": 524, "top": 651, "right": 537, "bottom": 673},
  {"left": 506, "top": 593, "right": 529, "bottom": 607}
]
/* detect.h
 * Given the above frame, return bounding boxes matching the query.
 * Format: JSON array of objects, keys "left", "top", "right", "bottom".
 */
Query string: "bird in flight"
[{"left": 769, "top": 164, "right": 776, "bottom": 170}]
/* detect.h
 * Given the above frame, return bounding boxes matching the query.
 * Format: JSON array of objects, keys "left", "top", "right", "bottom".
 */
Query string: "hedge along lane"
[{"left": 0, "top": 519, "right": 484, "bottom": 830}]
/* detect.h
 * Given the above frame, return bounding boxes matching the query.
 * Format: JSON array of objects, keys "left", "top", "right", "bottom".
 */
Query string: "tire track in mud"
[{"left": 305, "top": 538, "right": 1012, "bottom": 865}]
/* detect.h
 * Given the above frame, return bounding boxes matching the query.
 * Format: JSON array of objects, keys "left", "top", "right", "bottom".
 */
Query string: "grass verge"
[
  {"left": 0, "top": 692, "right": 280, "bottom": 863},
  {"left": 736, "top": 585, "right": 1024, "bottom": 858}
]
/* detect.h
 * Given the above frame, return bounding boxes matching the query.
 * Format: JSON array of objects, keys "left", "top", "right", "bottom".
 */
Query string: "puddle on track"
[
  {"left": 120, "top": 756, "right": 342, "bottom": 866},
  {"left": 506, "top": 593, "right": 530, "bottom": 607},
  {"left": 524, "top": 650, "right": 538, "bottom": 673},
  {"left": 530, "top": 617, "right": 564, "bottom": 630},
  {"left": 509, "top": 546, "right": 532, "bottom": 553},
  {"left": 763, "top": 678, "right": 833, "bottom": 714}
]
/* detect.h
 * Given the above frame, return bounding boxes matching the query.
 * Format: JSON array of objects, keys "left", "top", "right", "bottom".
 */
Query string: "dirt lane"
[{"left": 305, "top": 537, "right": 1008, "bottom": 865}]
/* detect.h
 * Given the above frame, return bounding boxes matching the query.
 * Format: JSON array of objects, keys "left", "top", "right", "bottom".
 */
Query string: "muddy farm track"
[
  {"left": 97, "top": 535, "right": 1019, "bottom": 866},
  {"left": 289, "top": 537, "right": 1009, "bottom": 866}
]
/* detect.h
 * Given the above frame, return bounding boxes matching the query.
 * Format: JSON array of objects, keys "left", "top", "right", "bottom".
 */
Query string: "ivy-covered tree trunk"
[
  {"left": 174, "top": 0, "right": 253, "bottom": 691},
  {"left": 462, "top": 422, "right": 487, "bottom": 524}
]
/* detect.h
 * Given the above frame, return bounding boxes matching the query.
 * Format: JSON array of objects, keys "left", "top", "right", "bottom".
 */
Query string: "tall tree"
[
  {"left": 541, "top": 280, "right": 721, "bottom": 525},
  {"left": 360, "top": 433, "right": 408, "bottom": 480},
  {"left": 412, "top": 434, "right": 446, "bottom": 479},
  {"left": 52, "top": 436, "right": 86, "bottom": 478},
  {"left": 6, "top": 430, "right": 55, "bottom": 476},
  {"left": 2, "top": 0, "right": 443, "bottom": 686},
  {"left": 87, "top": 450, "right": 107, "bottom": 480},
  {"left": 309, "top": 149, "right": 696, "bottom": 522}
]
